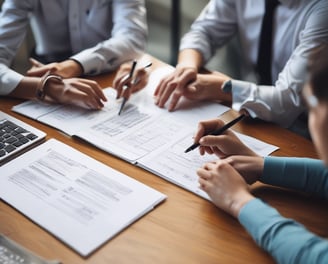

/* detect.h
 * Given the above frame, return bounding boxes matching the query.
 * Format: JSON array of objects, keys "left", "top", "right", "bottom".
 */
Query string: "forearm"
[
  {"left": 261, "top": 157, "right": 328, "bottom": 198},
  {"left": 177, "top": 49, "right": 204, "bottom": 71},
  {"left": 8, "top": 77, "right": 41, "bottom": 100},
  {"left": 239, "top": 199, "right": 328, "bottom": 264}
]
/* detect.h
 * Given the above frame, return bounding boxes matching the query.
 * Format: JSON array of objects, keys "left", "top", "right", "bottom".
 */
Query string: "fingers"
[
  {"left": 67, "top": 79, "right": 106, "bottom": 109},
  {"left": 29, "top": 58, "right": 44, "bottom": 67},
  {"left": 132, "top": 69, "right": 149, "bottom": 93},
  {"left": 194, "top": 119, "right": 225, "bottom": 145},
  {"left": 156, "top": 80, "right": 182, "bottom": 110},
  {"left": 77, "top": 78, "right": 107, "bottom": 102},
  {"left": 113, "top": 66, "right": 149, "bottom": 99},
  {"left": 154, "top": 67, "right": 197, "bottom": 110},
  {"left": 27, "top": 63, "right": 58, "bottom": 77},
  {"left": 197, "top": 167, "right": 212, "bottom": 191},
  {"left": 47, "top": 78, "right": 106, "bottom": 110}
]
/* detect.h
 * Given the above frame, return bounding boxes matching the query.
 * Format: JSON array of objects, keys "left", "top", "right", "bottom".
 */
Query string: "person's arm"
[
  {"left": 153, "top": 49, "right": 202, "bottom": 110},
  {"left": 239, "top": 199, "right": 328, "bottom": 264},
  {"left": 153, "top": 0, "right": 236, "bottom": 111},
  {"left": 229, "top": 2, "right": 328, "bottom": 128},
  {"left": 261, "top": 156, "right": 328, "bottom": 199},
  {"left": 0, "top": 0, "right": 31, "bottom": 95},
  {"left": 70, "top": 0, "right": 147, "bottom": 76},
  {"left": 179, "top": 0, "right": 237, "bottom": 66},
  {"left": 7, "top": 73, "right": 107, "bottom": 110}
]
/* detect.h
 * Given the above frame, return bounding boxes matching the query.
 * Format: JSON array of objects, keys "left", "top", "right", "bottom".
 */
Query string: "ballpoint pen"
[
  {"left": 118, "top": 61, "right": 152, "bottom": 115},
  {"left": 184, "top": 114, "right": 245, "bottom": 153},
  {"left": 118, "top": 60, "right": 137, "bottom": 115}
]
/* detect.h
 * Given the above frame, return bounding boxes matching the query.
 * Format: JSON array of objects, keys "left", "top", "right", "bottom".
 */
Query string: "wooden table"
[{"left": 1, "top": 57, "right": 326, "bottom": 264}]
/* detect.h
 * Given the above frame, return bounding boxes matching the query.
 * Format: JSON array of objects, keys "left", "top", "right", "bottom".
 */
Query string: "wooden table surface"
[{"left": 1, "top": 56, "right": 326, "bottom": 264}]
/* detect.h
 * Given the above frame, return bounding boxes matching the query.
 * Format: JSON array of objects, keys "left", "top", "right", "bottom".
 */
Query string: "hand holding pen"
[
  {"left": 113, "top": 60, "right": 152, "bottom": 115},
  {"left": 184, "top": 114, "right": 256, "bottom": 157}
]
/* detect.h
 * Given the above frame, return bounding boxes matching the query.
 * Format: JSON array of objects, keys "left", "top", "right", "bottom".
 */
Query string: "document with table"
[
  {"left": 0, "top": 139, "right": 166, "bottom": 257},
  {"left": 12, "top": 67, "right": 279, "bottom": 200}
]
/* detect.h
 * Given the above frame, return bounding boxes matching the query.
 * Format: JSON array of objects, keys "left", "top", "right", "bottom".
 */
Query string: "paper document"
[
  {"left": 12, "top": 66, "right": 230, "bottom": 162},
  {"left": 139, "top": 131, "right": 278, "bottom": 200},
  {"left": 0, "top": 139, "right": 166, "bottom": 257},
  {"left": 12, "top": 66, "right": 279, "bottom": 200}
]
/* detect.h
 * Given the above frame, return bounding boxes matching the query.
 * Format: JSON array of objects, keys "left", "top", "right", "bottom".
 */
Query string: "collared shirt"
[
  {"left": 239, "top": 156, "right": 328, "bottom": 263},
  {"left": 180, "top": 0, "right": 328, "bottom": 127},
  {"left": 0, "top": 0, "right": 147, "bottom": 95}
]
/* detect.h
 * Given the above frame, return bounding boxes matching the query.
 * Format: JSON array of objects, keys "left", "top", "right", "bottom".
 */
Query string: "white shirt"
[
  {"left": 0, "top": 0, "right": 147, "bottom": 95},
  {"left": 180, "top": 0, "right": 328, "bottom": 127}
]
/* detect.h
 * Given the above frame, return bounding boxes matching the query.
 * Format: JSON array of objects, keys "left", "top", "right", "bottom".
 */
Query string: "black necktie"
[{"left": 256, "top": 0, "right": 280, "bottom": 85}]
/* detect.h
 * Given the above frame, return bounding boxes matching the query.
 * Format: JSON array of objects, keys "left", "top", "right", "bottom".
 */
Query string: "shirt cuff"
[
  {"left": 0, "top": 68, "right": 24, "bottom": 95},
  {"left": 229, "top": 80, "right": 273, "bottom": 121}
]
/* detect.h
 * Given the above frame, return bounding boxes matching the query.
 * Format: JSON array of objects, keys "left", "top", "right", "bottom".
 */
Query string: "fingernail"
[{"left": 189, "top": 86, "right": 197, "bottom": 92}]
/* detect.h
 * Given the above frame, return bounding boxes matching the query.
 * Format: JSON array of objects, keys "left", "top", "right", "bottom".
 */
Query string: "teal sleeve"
[
  {"left": 261, "top": 157, "right": 328, "bottom": 198},
  {"left": 239, "top": 199, "right": 328, "bottom": 264}
]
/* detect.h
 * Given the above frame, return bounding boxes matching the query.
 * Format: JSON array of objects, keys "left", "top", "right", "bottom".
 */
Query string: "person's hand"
[
  {"left": 194, "top": 118, "right": 257, "bottom": 158},
  {"left": 113, "top": 61, "right": 151, "bottom": 100},
  {"left": 184, "top": 73, "right": 232, "bottom": 101},
  {"left": 154, "top": 67, "right": 231, "bottom": 111},
  {"left": 197, "top": 159, "right": 255, "bottom": 218},
  {"left": 154, "top": 65, "right": 197, "bottom": 111},
  {"left": 224, "top": 155, "right": 264, "bottom": 184},
  {"left": 27, "top": 58, "right": 83, "bottom": 78},
  {"left": 44, "top": 77, "right": 107, "bottom": 110}
]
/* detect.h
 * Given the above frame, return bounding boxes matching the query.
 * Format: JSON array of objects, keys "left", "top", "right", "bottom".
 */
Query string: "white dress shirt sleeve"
[
  {"left": 0, "top": 0, "right": 29, "bottom": 95},
  {"left": 71, "top": 0, "right": 148, "bottom": 75},
  {"left": 180, "top": 0, "right": 328, "bottom": 128},
  {"left": 179, "top": 0, "right": 237, "bottom": 64}
]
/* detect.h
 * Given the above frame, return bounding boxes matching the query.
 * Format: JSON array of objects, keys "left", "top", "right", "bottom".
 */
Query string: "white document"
[
  {"left": 11, "top": 66, "right": 279, "bottom": 200},
  {"left": 0, "top": 139, "right": 166, "bottom": 257},
  {"left": 138, "top": 131, "right": 279, "bottom": 200},
  {"left": 12, "top": 66, "right": 230, "bottom": 162}
]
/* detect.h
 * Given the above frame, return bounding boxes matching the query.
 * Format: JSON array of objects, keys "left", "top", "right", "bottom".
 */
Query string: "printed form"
[
  {"left": 0, "top": 139, "right": 166, "bottom": 257},
  {"left": 12, "top": 66, "right": 278, "bottom": 200},
  {"left": 12, "top": 67, "right": 231, "bottom": 162}
]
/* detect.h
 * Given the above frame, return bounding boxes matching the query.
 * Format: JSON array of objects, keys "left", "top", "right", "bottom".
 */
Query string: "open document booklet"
[
  {"left": 0, "top": 139, "right": 166, "bottom": 257},
  {"left": 12, "top": 66, "right": 279, "bottom": 200}
]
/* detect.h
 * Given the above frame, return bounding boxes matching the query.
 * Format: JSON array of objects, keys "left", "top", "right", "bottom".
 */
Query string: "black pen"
[
  {"left": 184, "top": 114, "right": 245, "bottom": 153},
  {"left": 118, "top": 59, "right": 137, "bottom": 115},
  {"left": 118, "top": 61, "right": 152, "bottom": 115}
]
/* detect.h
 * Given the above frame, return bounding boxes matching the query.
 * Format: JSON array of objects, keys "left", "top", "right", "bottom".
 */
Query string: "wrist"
[
  {"left": 61, "top": 59, "right": 84, "bottom": 77},
  {"left": 36, "top": 73, "right": 62, "bottom": 101},
  {"left": 230, "top": 193, "right": 255, "bottom": 218},
  {"left": 175, "top": 63, "right": 198, "bottom": 72}
]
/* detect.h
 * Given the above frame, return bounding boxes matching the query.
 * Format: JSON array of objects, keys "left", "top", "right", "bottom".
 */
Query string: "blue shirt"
[{"left": 239, "top": 157, "right": 328, "bottom": 264}]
